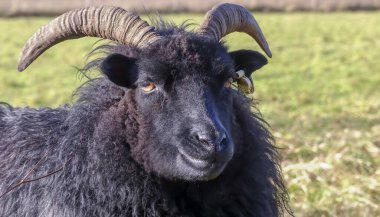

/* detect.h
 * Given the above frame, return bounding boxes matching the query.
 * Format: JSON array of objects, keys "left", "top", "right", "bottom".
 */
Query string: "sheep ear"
[
  {"left": 229, "top": 50, "right": 268, "bottom": 78},
  {"left": 100, "top": 53, "right": 138, "bottom": 88},
  {"left": 229, "top": 50, "right": 268, "bottom": 94}
]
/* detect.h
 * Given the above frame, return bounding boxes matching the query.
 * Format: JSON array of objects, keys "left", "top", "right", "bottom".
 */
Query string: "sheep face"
[{"left": 101, "top": 33, "right": 267, "bottom": 181}]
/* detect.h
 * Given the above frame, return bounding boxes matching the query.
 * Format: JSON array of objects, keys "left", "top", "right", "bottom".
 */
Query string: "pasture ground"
[{"left": 0, "top": 12, "right": 379, "bottom": 217}]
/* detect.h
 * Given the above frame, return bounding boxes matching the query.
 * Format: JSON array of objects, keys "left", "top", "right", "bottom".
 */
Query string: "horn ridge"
[
  {"left": 18, "top": 6, "right": 161, "bottom": 72},
  {"left": 197, "top": 3, "right": 272, "bottom": 58}
]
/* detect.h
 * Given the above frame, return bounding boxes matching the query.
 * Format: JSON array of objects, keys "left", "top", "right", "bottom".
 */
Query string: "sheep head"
[{"left": 18, "top": 3, "right": 271, "bottom": 181}]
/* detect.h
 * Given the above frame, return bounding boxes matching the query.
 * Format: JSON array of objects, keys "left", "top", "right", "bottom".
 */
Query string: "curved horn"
[
  {"left": 18, "top": 6, "right": 161, "bottom": 71},
  {"left": 197, "top": 3, "right": 272, "bottom": 58}
]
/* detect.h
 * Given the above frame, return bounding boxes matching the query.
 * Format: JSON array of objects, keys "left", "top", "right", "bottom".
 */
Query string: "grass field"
[{"left": 1, "top": 12, "right": 380, "bottom": 216}]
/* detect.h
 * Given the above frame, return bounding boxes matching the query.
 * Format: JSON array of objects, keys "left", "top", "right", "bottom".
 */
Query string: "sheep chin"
[{"left": 175, "top": 151, "right": 230, "bottom": 181}]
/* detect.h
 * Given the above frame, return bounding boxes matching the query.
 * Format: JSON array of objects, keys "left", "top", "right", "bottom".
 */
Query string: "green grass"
[{"left": 1, "top": 12, "right": 380, "bottom": 216}]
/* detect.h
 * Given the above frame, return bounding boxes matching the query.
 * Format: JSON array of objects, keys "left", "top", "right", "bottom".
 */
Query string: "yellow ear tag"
[{"left": 235, "top": 70, "right": 254, "bottom": 94}]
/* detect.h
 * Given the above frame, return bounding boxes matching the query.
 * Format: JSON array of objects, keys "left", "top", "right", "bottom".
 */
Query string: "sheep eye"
[
  {"left": 141, "top": 82, "right": 156, "bottom": 93},
  {"left": 224, "top": 78, "right": 234, "bottom": 88}
]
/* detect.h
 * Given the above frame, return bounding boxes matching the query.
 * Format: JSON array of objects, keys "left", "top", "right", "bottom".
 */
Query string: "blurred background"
[
  {"left": 0, "top": 1, "right": 379, "bottom": 216},
  {"left": 1, "top": 0, "right": 380, "bottom": 15}
]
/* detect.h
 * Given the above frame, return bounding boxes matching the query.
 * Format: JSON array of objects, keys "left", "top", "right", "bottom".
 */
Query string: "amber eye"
[
  {"left": 141, "top": 82, "right": 156, "bottom": 93},
  {"left": 224, "top": 78, "right": 234, "bottom": 88}
]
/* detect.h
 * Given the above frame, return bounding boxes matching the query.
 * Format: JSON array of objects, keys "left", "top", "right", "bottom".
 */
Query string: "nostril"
[
  {"left": 193, "top": 130, "right": 228, "bottom": 149},
  {"left": 217, "top": 133, "right": 228, "bottom": 151},
  {"left": 217, "top": 133, "right": 227, "bottom": 144},
  {"left": 194, "top": 133, "right": 213, "bottom": 145}
]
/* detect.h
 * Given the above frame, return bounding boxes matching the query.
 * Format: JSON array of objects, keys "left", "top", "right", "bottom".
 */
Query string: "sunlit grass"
[{"left": 1, "top": 12, "right": 379, "bottom": 217}]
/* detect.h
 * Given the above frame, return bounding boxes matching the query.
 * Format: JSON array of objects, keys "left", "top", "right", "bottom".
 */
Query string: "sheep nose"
[{"left": 193, "top": 130, "right": 228, "bottom": 152}]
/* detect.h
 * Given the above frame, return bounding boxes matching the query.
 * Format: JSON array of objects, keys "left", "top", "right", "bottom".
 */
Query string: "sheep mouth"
[
  {"left": 178, "top": 149, "right": 214, "bottom": 169},
  {"left": 177, "top": 147, "right": 231, "bottom": 180}
]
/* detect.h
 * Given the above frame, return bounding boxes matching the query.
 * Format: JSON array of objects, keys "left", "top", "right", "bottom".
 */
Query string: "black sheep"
[{"left": 0, "top": 3, "right": 292, "bottom": 217}]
